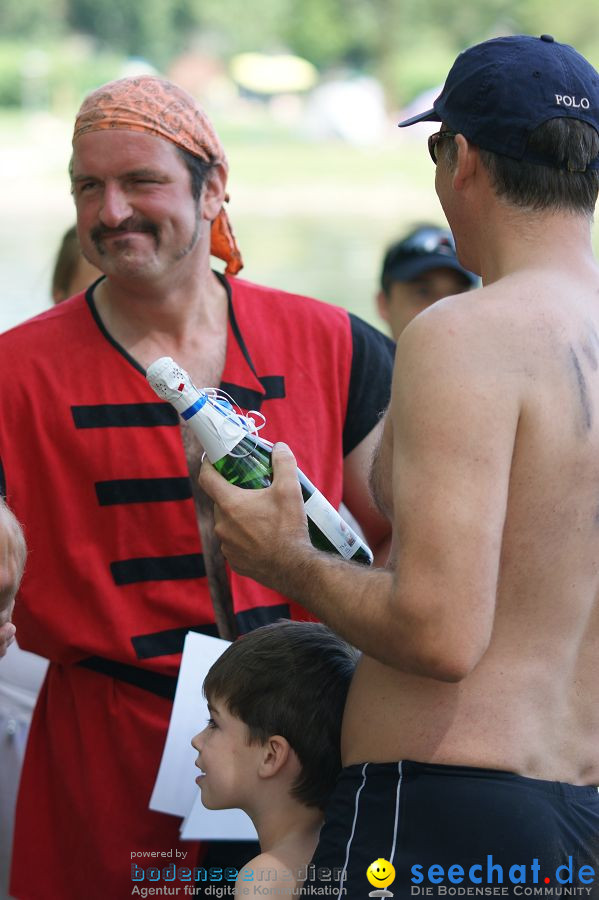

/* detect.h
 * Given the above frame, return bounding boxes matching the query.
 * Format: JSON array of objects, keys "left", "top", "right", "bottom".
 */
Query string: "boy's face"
[{"left": 191, "top": 698, "right": 263, "bottom": 810}]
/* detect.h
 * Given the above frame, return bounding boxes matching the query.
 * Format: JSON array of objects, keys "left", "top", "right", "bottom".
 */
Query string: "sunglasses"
[
  {"left": 428, "top": 131, "right": 458, "bottom": 164},
  {"left": 390, "top": 228, "right": 457, "bottom": 261}
]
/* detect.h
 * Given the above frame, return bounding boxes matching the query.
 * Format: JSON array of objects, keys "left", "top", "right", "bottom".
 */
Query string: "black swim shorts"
[{"left": 301, "top": 761, "right": 599, "bottom": 900}]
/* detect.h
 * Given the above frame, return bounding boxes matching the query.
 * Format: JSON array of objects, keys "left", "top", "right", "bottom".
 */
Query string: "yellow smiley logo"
[{"left": 366, "top": 858, "right": 396, "bottom": 889}]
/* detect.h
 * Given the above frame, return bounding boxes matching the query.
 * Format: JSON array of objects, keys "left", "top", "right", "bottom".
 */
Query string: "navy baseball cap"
[
  {"left": 399, "top": 34, "right": 599, "bottom": 169},
  {"left": 381, "top": 226, "right": 478, "bottom": 288}
]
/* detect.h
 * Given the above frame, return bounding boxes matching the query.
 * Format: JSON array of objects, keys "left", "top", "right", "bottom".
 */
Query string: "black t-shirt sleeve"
[{"left": 343, "top": 314, "right": 395, "bottom": 456}]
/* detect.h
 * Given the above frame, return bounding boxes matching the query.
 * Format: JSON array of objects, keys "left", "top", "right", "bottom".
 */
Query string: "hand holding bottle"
[{"left": 199, "top": 441, "right": 316, "bottom": 590}]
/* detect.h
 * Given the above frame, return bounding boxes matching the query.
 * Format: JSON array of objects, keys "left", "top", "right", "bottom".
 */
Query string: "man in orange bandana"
[
  {"left": 1, "top": 76, "right": 394, "bottom": 899},
  {"left": 73, "top": 75, "right": 243, "bottom": 276}
]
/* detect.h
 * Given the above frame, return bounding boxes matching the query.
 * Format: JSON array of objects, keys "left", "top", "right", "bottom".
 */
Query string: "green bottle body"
[
  {"left": 214, "top": 435, "right": 373, "bottom": 566},
  {"left": 144, "top": 357, "right": 373, "bottom": 567}
]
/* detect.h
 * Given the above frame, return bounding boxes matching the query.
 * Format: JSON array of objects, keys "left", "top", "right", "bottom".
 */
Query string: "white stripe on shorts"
[
  {"left": 339, "top": 762, "right": 369, "bottom": 889},
  {"left": 389, "top": 761, "right": 403, "bottom": 864}
]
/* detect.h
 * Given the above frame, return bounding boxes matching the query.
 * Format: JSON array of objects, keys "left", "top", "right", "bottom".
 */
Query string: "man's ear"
[
  {"left": 201, "top": 163, "right": 227, "bottom": 221},
  {"left": 257, "top": 735, "right": 292, "bottom": 780},
  {"left": 452, "top": 134, "right": 478, "bottom": 191},
  {"left": 376, "top": 289, "right": 390, "bottom": 324}
]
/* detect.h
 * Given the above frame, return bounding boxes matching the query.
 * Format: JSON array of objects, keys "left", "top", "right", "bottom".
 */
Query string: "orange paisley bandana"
[{"left": 73, "top": 76, "right": 243, "bottom": 275}]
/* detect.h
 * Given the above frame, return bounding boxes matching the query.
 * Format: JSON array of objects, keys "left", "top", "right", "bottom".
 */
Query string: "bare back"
[{"left": 345, "top": 265, "right": 599, "bottom": 785}]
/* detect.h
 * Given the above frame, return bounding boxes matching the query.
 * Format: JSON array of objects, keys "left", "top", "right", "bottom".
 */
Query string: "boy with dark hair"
[{"left": 191, "top": 621, "right": 358, "bottom": 896}]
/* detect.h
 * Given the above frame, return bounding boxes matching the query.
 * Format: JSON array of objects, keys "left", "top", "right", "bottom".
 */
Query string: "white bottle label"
[{"left": 303, "top": 491, "right": 361, "bottom": 560}]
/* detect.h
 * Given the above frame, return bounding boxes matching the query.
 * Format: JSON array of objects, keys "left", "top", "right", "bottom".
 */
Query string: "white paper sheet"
[
  {"left": 149, "top": 630, "right": 257, "bottom": 841},
  {"left": 150, "top": 631, "right": 229, "bottom": 817}
]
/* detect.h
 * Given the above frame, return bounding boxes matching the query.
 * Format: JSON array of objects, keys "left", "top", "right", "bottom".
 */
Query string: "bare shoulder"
[
  {"left": 235, "top": 852, "right": 298, "bottom": 899},
  {"left": 390, "top": 279, "right": 524, "bottom": 434},
  {"left": 397, "top": 285, "right": 518, "bottom": 363},
  {"left": 396, "top": 273, "right": 588, "bottom": 395},
  {"left": 393, "top": 286, "right": 523, "bottom": 402}
]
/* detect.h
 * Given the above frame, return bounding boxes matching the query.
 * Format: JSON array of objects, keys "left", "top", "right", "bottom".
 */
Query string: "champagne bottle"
[{"left": 146, "top": 357, "right": 373, "bottom": 566}]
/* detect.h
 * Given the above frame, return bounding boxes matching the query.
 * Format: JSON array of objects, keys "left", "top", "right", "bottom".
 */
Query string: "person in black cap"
[
  {"left": 376, "top": 223, "right": 477, "bottom": 340},
  {"left": 201, "top": 34, "right": 599, "bottom": 897}
]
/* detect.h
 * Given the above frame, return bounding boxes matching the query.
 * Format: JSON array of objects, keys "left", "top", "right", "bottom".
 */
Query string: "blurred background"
[{"left": 1, "top": 0, "right": 598, "bottom": 333}]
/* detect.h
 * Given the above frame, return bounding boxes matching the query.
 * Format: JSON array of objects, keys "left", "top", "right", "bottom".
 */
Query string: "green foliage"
[
  {"left": 282, "top": 0, "right": 377, "bottom": 69},
  {"left": 1, "top": 0, "right": 599, "bottom": 109},
  {"left": 0, "top": 44, "right": 27, "bottom": 107},
  {"left": 404, "top": 0, "right": 521, "bottom": 49},
  {"left": 195, "top": 0, "right": 390, "bottom": 72},
  {"left": 66, "top": 0, "right": 180, "bottom": 66},
  {"left": 517, "top": 0, "right": 599, "bottom": 65},
  {"left": 48, "top": 46, "right": 127, "bottom": 108},
  {"left": 191, "top": 0, "right": 288, "bottom": 53},
  {"left": 387, "top": 35, "right": 457, "bottom": 106},
  {"left": 0, "top": 40, "right": 124, "bottom": 108},
  {"left": 0, "top": 0, "right": 66, "bottom": 41}
]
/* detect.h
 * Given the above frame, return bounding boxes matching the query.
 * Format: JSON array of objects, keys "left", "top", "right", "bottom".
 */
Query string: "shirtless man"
[{"left": 201, "top": 35, "right": 599, "bottom": 896}]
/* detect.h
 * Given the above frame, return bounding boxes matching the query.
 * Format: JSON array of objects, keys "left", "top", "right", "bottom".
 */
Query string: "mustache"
[{"left": 90, "top": 219, "right": 159, "bottom": 247}]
